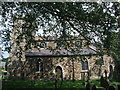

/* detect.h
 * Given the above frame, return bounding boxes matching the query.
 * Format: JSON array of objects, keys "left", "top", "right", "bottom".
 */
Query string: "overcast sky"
[{"left": 0, "top": 15, "right": 9, "bottom": 59}]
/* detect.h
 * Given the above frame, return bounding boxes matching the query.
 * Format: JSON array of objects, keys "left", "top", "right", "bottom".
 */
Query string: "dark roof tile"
[{"left": 25, "top": 48, "right": 97, "bottom": 57}]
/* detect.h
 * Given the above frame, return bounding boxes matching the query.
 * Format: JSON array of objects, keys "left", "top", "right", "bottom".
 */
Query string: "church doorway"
[{"left": 55, "top": 66, "right": 63, "bottom": 80}]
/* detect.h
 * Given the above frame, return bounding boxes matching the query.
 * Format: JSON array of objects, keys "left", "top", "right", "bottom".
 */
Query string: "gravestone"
[
  {"left": 104, "top": 79, "right": 109, "bottom": 89},
  {"left": 86, "top": 82, "right": 91, "bottom": 90},
  {"left": 91, "top": 85, "right": 97, "bottom": 90},
  {"left": 100, "top": 76, "right": 109, "bottom": 88},
  {"left": 117, "top": 85, "right": 120, "bottom": 90},
  {"left": 100, "top": 76, "right": 104, "bottom": 87},
  {"left": 108, "top": 86, "right": 115, "bottom": 90}
]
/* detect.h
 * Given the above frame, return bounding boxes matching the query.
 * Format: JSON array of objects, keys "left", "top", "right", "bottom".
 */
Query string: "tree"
[
  {"left": 2, "top": 2, "right": 119, "bottom": 49},
  {"left": 1, "top": 2, "right": 120, "bottom": 80},
  {"left": 110, "top": 32, "right": 120, "bottom": 81}
]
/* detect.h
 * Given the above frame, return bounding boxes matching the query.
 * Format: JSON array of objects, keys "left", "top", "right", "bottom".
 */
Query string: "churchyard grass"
[{"left": 2, "top": 79, "right": 120, "bottom": 89}]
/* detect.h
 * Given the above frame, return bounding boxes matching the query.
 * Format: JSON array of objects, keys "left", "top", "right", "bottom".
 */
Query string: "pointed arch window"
[
  {"left": 84, "top": 61, "right": 88, "bottom": 70},
  {"left": 82, "top": 61, "right": 85, "bottom": 70},
  {"left": 81, "top": 58, "right": 89, "bottom": 70}
]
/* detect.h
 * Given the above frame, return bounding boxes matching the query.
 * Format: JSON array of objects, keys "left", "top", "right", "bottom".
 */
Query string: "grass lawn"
[
  {"left": 2, "top": 80, "right": 85, "bottom": 89},
  {"left": 2, "top": 79, "right": 120, "bottom": 89}
]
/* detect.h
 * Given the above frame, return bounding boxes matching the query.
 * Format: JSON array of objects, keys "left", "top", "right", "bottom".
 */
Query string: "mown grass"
[
  {"left": 2, "top": 80, "right": 85, "bottom": 89},
  {"left": 2, "top": 79, "right": 120, "bottom": 89}
]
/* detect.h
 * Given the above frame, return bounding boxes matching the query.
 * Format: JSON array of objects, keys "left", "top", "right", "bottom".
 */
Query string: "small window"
[
  {"left": 75, "top": 41, "right": 82, "bottom": 48},
  {"left": 40, "top": 42, "right": 46, "bottom": 48},
  {"left": 36, "top": 59, "right": 43, "bottom": 72},
  {"left": 57, "top": 43, "right": 64, "bottom": 48}
]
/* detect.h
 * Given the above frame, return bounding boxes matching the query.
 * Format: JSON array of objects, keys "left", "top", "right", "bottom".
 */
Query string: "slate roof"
[
  {"left": 35, "top": 35, "right": 85, "bottom": 41},
  {"left": 25, "top": 48, "right": 97, "bottom": 57}
]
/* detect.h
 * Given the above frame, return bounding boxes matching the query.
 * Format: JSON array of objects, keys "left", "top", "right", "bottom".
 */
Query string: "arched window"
[
  {"left": 81, "top": 58, "right": 89, "bottom": 70},
  {"left": 55, "top": 66, "right": 63, "bottom": 80},
  {"left": 82, "top": 61, "right": 85, "bottom": 70},
  {"left": 36, "top": 59, "right": 43, "bottom": 72},
  {"left": 84, "top": 61, "right": 88, "bottom": 70}
]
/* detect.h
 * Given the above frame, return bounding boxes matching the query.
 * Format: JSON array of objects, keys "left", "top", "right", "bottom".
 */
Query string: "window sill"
[
  {"left": 35, "top": 71, "right": 41, "bottom": 73},
  {"left": 81, "top": 70, "right": 89, "bottom": 73}
]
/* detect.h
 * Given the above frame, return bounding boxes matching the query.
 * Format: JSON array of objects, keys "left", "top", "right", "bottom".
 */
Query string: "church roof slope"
[{"left": 25, "top": 48, "right": 97, "bottom": 57}]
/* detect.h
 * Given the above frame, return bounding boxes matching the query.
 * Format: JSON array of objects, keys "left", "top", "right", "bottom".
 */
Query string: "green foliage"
[
  {"left": 1, "top": 58, "right": 8, "bottom": 62},
  {"left": 110, "top": 32, "right": 120, "bottom": 61},
  {"left": 90, "top": 79, "right": 100, "bottom": 87},
  {"left": 2, "top": 2, "right": 120, "bottom": 51}
]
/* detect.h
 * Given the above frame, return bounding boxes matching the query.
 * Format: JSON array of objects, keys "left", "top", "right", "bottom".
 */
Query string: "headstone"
[
  {"left": 91, "top": 85, "right": 97, "bottom": 90},
  {"left": 117, "top": 85, "right": 120, "bottom": 90},
  {"left": 100, "top": 76, "right": 104, "bottom": 87},
  {"left": 104, "top": 79, "right": 109, "bottom": 89},
  {"left": 86, "top": 82, "right": 91, "bottom": 90},
  {"left": 82, "top": 82, "right": 86, "bottom": 86},
  {"left": 108, "top": 86, "right": 115, "bottom": 90},
  {"left": 100, "top": 76, "right": 109, "bottom": 88}
]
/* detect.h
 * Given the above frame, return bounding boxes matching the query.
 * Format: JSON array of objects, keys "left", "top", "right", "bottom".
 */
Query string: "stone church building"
[{"left": 7, "top": 15, "right": 114, "bottom": 80}]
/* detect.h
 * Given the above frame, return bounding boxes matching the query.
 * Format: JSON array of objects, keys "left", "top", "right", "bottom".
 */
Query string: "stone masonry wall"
[{"left": 23, "top": 54, "right": 114, "bottom": 80}]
